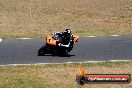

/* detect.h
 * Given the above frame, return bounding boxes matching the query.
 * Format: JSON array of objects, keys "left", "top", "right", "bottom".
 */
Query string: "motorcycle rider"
[
  {"left": 53, "top": 29, "right": 74, "bottom": 45},
  {"left": 62, "top": 29, "right": 73, "bottom": 44}
]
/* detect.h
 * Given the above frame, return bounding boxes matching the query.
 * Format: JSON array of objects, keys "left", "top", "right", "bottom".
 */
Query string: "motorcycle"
[{"left": 38, "top": 33, "right": 79, "bottom": 56}]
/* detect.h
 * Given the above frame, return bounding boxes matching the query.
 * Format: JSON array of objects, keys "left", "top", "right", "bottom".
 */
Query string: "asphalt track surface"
[{"left": 0, "top": 36, "right": 132, "bottom": 65}]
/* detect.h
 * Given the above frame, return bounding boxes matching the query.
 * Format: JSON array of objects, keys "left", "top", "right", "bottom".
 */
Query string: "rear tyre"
[{"left": 38, "top": 45, "right": 47, "bottom": 56}]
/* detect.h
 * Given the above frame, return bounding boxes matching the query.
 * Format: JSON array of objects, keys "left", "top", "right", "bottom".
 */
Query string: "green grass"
[
  {"left": 0, "top": 61, "right": 131, "bottom": 88},
  {"left": 0, "top": 0, "right": 132, "bottom": 38}
]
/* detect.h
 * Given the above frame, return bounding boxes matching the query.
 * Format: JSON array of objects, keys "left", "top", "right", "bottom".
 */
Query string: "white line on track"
[
  {"left": 0, "top": 38, "right": 2, "bottom": 42},
  {"left": 85, "top": 36, "right": 96, "bottom": 37},
  {"left": 0, "top": 60, "right": 131, "bottom": 66},
  {"left": 16, "top": 38, "right": 32, "bottom": 39},
  {"left": 110, "top": 35, "right": 119, "bottom": 36},
  {"left": 84, "top": 35, "right": 120, "bottom": 37},
  {"left": 16, "top": 35, "right": 120, "bottom": 40},
  {"left": 110, "top": 60, "right": 132, "bottom": 62}
]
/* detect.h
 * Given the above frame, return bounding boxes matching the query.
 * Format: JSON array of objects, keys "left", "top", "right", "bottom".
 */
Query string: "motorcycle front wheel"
[{"left": 38, "top": 45, "right": 47, "bottom": 56}]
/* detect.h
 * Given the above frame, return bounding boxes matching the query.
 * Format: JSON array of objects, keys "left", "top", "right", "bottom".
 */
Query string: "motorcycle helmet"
[{"left": 64, "top": 29, "right": 71, "bottom": 34}]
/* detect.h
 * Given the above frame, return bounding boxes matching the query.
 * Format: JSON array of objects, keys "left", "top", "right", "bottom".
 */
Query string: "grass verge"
[
  {"left": 0, "top": 0, "right": 132, "bottom": 38},
  {"left": 0, "top": 61, "right": 132, "bottom": 88}
]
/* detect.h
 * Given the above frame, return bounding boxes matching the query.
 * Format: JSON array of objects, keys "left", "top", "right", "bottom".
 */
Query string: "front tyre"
[
  {"left": 67, "top": 45, "right": 73, "bottom": 52},
  {"left": 61, "top": 49, "right": 69, "bottom": 56},
  {"left": 67, "top": 42, "right": 74, "bottom": 52},
  {"left": 38, "top": 45, "right": 47, "bottom": 56}
]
